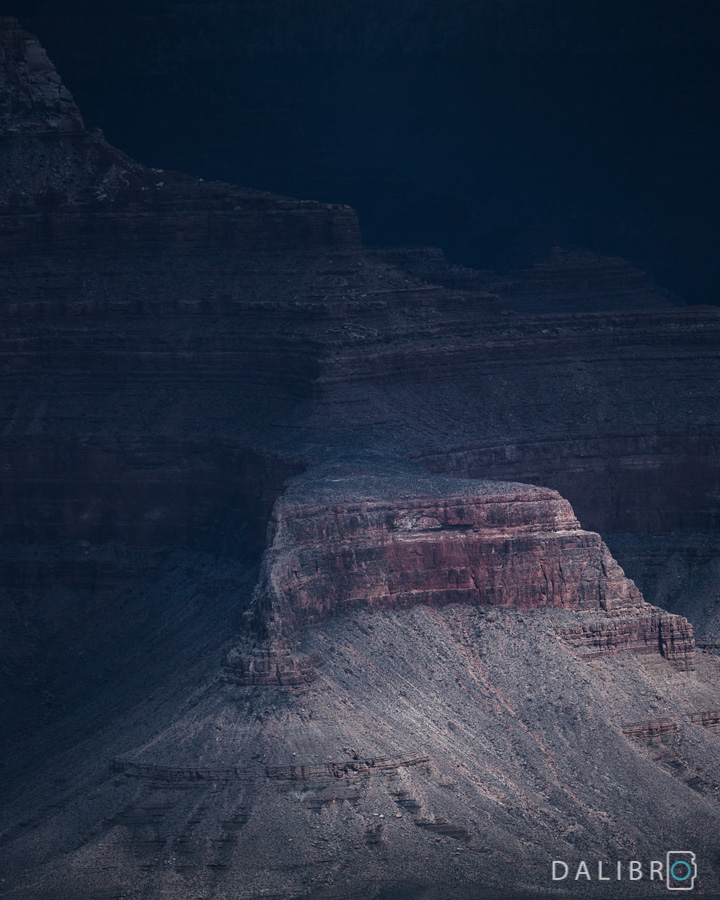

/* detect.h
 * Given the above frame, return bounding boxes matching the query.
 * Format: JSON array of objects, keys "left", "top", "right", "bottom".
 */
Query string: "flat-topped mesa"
[
  {"left": 0, "top": 20, "right": 361, "bottom": 250},
  {"left": 224, "top": 466, "right": 694, "bottom": 684}
]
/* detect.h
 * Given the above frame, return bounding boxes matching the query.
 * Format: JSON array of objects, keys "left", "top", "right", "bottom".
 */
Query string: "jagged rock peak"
[{"left": 0, "top": 17, "right": 84, "bottom": 135}]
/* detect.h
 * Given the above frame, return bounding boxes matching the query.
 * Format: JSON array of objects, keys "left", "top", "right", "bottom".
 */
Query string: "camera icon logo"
[{"left": 666, "top": 851, "right": 697, "bottom": 891}]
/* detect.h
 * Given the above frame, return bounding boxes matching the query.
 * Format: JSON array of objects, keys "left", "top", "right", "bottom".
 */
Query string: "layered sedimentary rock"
[
  {"left": 559, "top": 609, "right": 695, "bottom": 668},
  {"left": 621, "top": 719, "right": 679, "bottom": 745},
  {"left": 1, "top": 24, "right": 719, "bottom": 899},
  {"left": 224, "top": 466, "right": 694, "bottom": 684},
  {"left": 0, "top": 19, "right": 715, "bottom": 719},
  {"left": 311, "top": 304, "right": 720, "bottom": 539},
  {"left": 376, "top": 245, "right": 674, "bottom": 313},
  {"left": 1, "top": 18, "right": 718, "bottom": 558}
]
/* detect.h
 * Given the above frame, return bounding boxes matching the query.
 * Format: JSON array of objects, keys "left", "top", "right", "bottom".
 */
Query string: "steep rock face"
[
  {"left": 224, "top": 466, "right": 694, "bottom": 683},
  {"left": 0, "top": 17, "right": 84, "bottom": 135}
]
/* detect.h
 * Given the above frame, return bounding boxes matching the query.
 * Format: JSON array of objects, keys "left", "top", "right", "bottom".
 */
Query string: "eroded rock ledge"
[{"left": 224, "top": 463, "right": 695, "bottom": 684}]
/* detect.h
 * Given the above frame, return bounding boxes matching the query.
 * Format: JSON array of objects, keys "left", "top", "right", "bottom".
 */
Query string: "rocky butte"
[
  {"left": 0, "top": 18, "right": 719, "bottom": 900},
  {"left": 225, "top": 465, "right": 695, "bottom": 688}
]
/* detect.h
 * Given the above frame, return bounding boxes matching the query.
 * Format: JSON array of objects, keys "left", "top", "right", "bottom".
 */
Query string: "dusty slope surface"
[
  {"left": 2, "top": 606, "right": 720, "bottom": 899},
  {"left": 1, "top": 18, "right": 720, "bottom": 900}
]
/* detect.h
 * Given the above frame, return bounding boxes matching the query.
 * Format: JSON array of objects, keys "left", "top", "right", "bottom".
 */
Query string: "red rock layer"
[
  {"left": 621, "top": 720, "right": 679, "bottom": 744},
  {"left": 224, "top": 469, "right": 694, "bottom": 682},
  {"left": 559, "top": 609, "right": 695, "bottom": 670}
]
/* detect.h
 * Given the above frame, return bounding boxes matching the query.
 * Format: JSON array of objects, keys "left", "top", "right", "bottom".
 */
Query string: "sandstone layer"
[{"left": 223, "top": 466, "right": 694, "bottom": 686}]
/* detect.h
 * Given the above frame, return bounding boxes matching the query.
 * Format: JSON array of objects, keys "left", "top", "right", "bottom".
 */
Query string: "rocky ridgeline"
[
  {"left": 0, "top": 18, "right": 360, "bottom": 250},
  {"left": 224, "top": 466, "right": 695, "bottom": 683}
]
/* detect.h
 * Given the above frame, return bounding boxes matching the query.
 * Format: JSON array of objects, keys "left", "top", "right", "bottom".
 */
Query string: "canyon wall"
[
  {"left": 0, "top": 17, "right": 713, "bottom": 737},
  {"left": 1, "top": 22, "right": 718, "bottom": 900},
  {"left": 224, "top": 467, "right": 695, "bottom": 684}
]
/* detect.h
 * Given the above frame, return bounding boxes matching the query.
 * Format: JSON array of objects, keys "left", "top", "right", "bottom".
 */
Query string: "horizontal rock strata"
[
  {"left": 111, "top": 755, "right": 430, "bottom": 783},
  {"left": 689, "top": 711, "right": 720, "bottom": 731},
  {"left": 221, "top": 646, "right": 320, "bottom": 687},
  {"left": 559, "top": 610, "right": 695, "bottom": 670},
  {"left": 621, "top": 720, "right": 679, "bottom": 745},
  {"left": 376, "top": 245, "right": 674, "bottom": 313},
  {"left": 225, "top": 467, "right": 695, "bottom": 682}
]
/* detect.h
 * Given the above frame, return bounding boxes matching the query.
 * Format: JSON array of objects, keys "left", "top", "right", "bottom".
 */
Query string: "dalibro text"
[{"left": 554, "top": 861, "right": 671, "bottom": 881}]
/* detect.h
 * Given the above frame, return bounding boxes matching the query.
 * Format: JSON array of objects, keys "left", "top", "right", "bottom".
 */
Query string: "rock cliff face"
[
  {"left": 223, "top": 467, "right": 694, "bottom": 685},
  {"left": 0, "top": 17, "right": 84, "bottom": 135}
]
